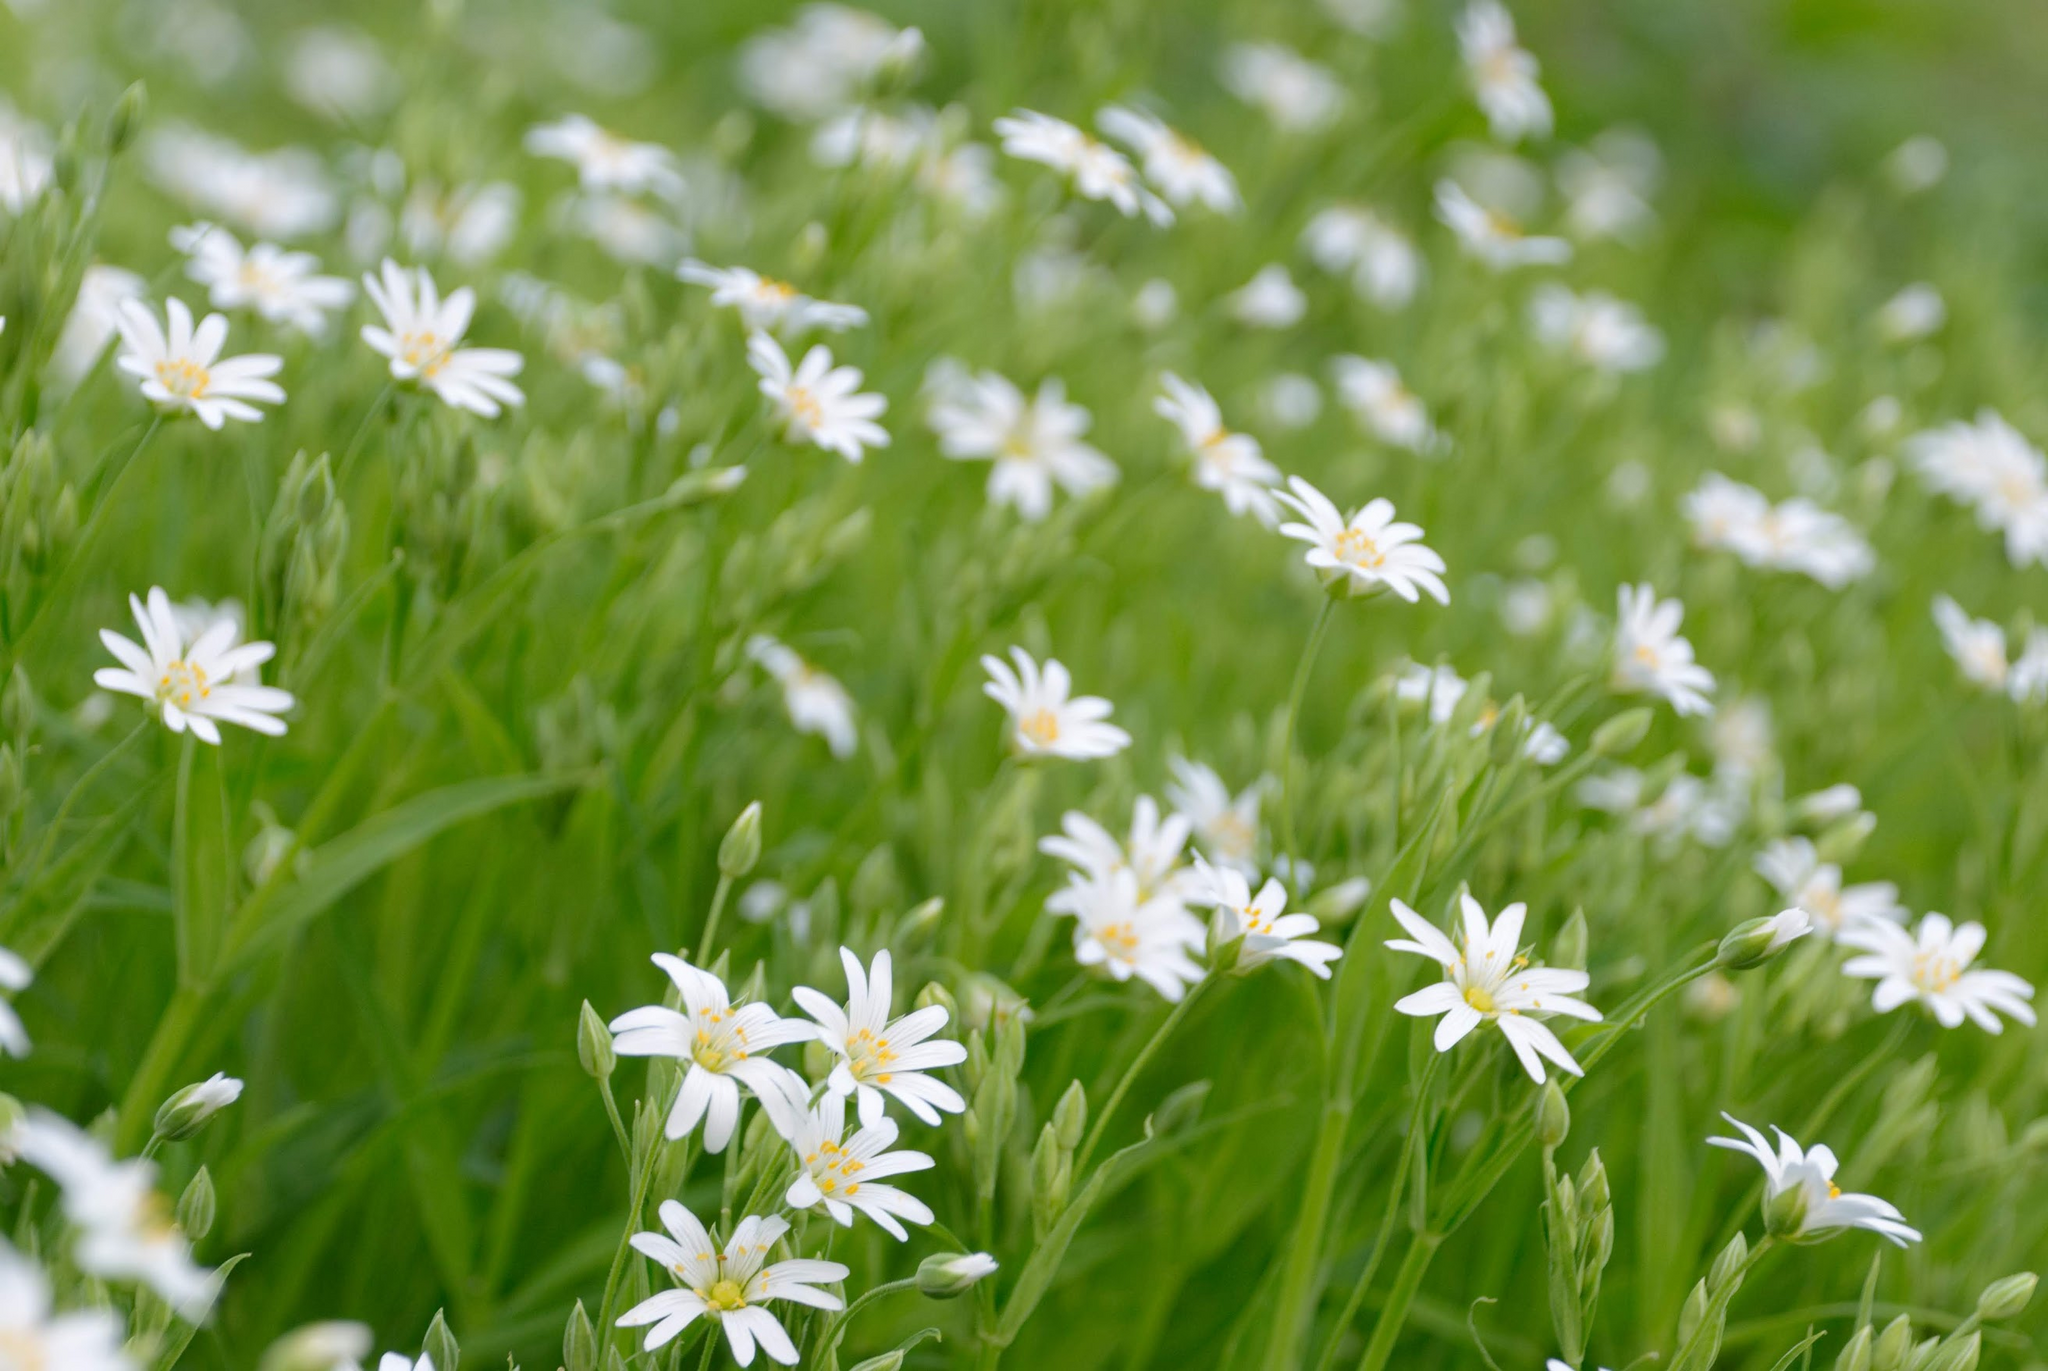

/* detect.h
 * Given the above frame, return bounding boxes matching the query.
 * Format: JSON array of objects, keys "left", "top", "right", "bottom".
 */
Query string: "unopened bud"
[
  {"left": 849, "top": 1355, "right": 904, "bottom": 1371},
  {"left": 1709, "top": 1231, "right": 1749, "bottom": 1290},
  {"left": 1205, "top": 907, "right": 1244, "bottom": 973},
  {"left": 914, "top": 981, "right": 957, "bottom": 1020},
  {"left": 719, "top": 802, "right": 763, "bottom": 879},
  {"left": 1577, "top": 1148, "right": 1609, "bottom": 1211},
  {"left": 1591, "top": 708, "right": 1653, "bottom": 756},
  {"left": 563, "top": 1300, "right": 597, "bottom": 1371},
  {"left": 1835, "top": 1327, "right": 1872, "bottom": 1371},
  {"left": 176, "top": 1165, "right": 215, "bottom": 1240},
  {"left": 2, "top": 667, "right": 32, "bottom": 738},
  {"left": 1537, "top": 1082, "right": 1570, "bottom": 1147},
  {"left": 1718, "top": 909, "right": 1810, "bottom": 970},
  {"left": 1974, "top": 1272, "right": 2036, "bottom": 1321},
  {"left": 154, "top": 1072, "right": 244, "bottom": 1142},
  {"left": 916, "top": 1251, "right": 998, "bottom": 1298},
  {"left": 259, "top": 1322, "right": 373, "bottom": 1371},
  {"left": 423, "top": 1309, "right": 459, "bottom": 1371},
  {"left": 1763, "top": 1182, "right": 1808, "bottom": 1239},
  {"left": 1873, "top": 1314, "right": 1914, "bottom": 1371},
  {"left": 1053, "top": 1080, "right": 1088, "bottom": 1151},
  {"left": 578, "top": 1001, "right": 615, "bottom": 1078},
  {"left": 107, "top": 82, "right": 147, "bottom": 154},
  {"left": 1936, "top": 1333, "right": 1980, "bottom": 1371}
]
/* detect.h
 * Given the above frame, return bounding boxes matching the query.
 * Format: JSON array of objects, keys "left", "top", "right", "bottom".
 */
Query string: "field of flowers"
[{"left": 1, "top": 0, "right": 2045, "bottom": 1367}]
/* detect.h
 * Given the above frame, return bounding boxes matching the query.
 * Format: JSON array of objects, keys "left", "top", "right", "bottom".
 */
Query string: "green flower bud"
[
  {"left": 1677, "top": 1278, "right": 1708, "bottom": 1346},
  {"left": 1577, "top": 1149, "right": 1609, "bottom": 1212},
  {"left": 914, "top": 981, "right": 957, "bottom": 1020},
  {"left": 1835, "top": 1325, "right": 1873, "bottom": 1371},
  {"left": 849, "top": 1355, "right": 904, "bottom": 1371},
  {"left": 916, "top": 1251, "right": 998, "bottom": 1298},
  {"left": 1205, "top": 907, "right": 1244, "bottom": 973},
  {"left": 107, "top": 82, "right": 147, "bottom": 154},
  {"left": 1053, "top": 1080, "right": 1088, "bottom": 1152},
  {"left": 1591, "top": 708, "right": 1653, "bottom": 756},
  {"left": 2, "top": 667, "right": 33, "bottom": 738},
  {"left": 1974, "top": 1272, "right": 2036, "bottom": 1321},
  {"left": 1872, "top": 1314, "right": 1914, "bottom": 1371},
  {"left": 1717, "top": 910, "right": 1810, "bottom": 970},
  {"left": 154, "top": 1073, "right": 244, "bottom": 1142},
  {"left": 563, "top": 1300, "right": 597, "bottom": 1371},
  {"left": 423, "top": 1309, "right": 459, "bottom": 1371},
  {"left": 1709, "top": 1231, "right": 1749, "bottom": 1289},
  {"left": 1936, "top": 1333, "right": 1980, "bottom": 1371},
  {"left": 577, "top": 1001, "right": 615, "bottom": 1079},
  {"left": 1538, "top": 1083, "right": 1570, "bottom": 1148},
  {"left": 1763, "top": 1183, "right": 1809, "bottom": 1239},
  {"left": 259, "top": 1323, "right": 373, "bottom": 1371},
  {"left": 718, "top": 802, "right": 763, "bottom": 879},
  {"left": 176, "top": 1165, "right": 216, "bottom": 1241}
]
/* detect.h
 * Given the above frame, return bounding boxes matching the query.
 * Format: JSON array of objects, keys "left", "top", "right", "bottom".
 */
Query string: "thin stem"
[
  {"left": 1353, "top": 1230, "right": 1444, "bottom": 1371},
  {"left": 696, "top": 874, "right": 734, "bottom": 963},
  {"left": 1279, "top": 598, "right": 1337, "bottom": 873},
  {"left": 599, "top": 1079, "right": 632, "bottom": 1165},
  {"left": 171, "top": 736, "right": 198, "bottom": 987},
  {"left": 1264, "top": 1095, "right": 1352, "bottom": 1370},
  {"left": 1073, "top": 974, "right": 1212, "bottom": 1175}
]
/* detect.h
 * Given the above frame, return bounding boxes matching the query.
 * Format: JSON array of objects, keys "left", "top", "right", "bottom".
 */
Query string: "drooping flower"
[
  {"left": 1707, "top": 1114, "right": 1921, "bottom": 1247},
  {"left": 746, "top": 331, "right": 889, "bottom": 463},
  {"left": 1387, "top": 894, "right": 1601, "bottom": 1083},
  {"left": 1095, "top": 105, "right": 1239, "bottom": 212},
  {"left": 1839, "top": 913, "right": 2037, "bottom": 1033},
  {"left": 113, "top": 297, "right": 284, "bottom": 429},
  {"left": 524, "top": 115, "right": 683, "bottom": 198},
  {"left": 1752, "top": 838, "right": 1902, "bottom": 940},
  {"left": 1458, "top": 1, "right": 1553, "bottom": 142},
  {"left": 1165, "top": 758, "right": 1266, "bottom": 875},
  {"left": 1612, "top": 583, "right": 1715, "bottom": 716},
  {"left": 1154, "top": 373, "right": 1282, "bottom": 525},
  {"left": 927, "top": 368, "right": 1117, "bottom": 520},
  {"left": 607, "top": 955, "right": 817, "bottom": 1151},
  {"left": 1275, "top": 476, "right": 1450, "bottom": 604},
  {"left": 993, "top": 110, "right": 1171, "bottom": 224},
  {"left": 171, "top": 223, "right": 353, "bottom": 336},
  {"left": 618, "top": 1204, "right": 846, "bottom": 1365},
  {"left": 756, "top": 1073, "right": 936, "bottom": 1239},
  {"left": 0, "top": 1240, "right": 133, "bottom": 1371},
  {"left": 95, "top": 587, "right": 294, "bottom": 744},
  {"left": 746, "top": 635, "right": 858, "bottom": 759},
  {"left": 359, "top": 259, "right": 525, "bottom": 417},
  {"left": 678, "top": 261, "right": 868, "bottom": 336},
  {"left": 1191, "top": 859, "right": 1341, "bottom": 978},
  {"left": 793, "top": 948, "right": 966, "bottom": 1128},
  {"left": 980, "top": 647, "right": 1130, "bottom": 760},
  {"left": 1048, "top": 868, "right": 1206, "bottom": 1002}
]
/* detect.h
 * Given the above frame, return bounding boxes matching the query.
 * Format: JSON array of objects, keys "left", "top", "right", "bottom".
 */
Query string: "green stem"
[
  {"left": 813, "top": 1276, "right": 917, "bottom": 1362},
  {"left": 1279, "top": 598, "right": 1337, "bottom": 874},
  {"left": 1667, "top": 1237, "right": 1774, "bottom": 1371},
  {"left": 597, "top": 1116, "right": 677, "bottom": 1355},
  {"left": 1354, "top": 1230, "right": 1445, "bottom": 1371},
  {"left": 171, "top": 737, "right": 198, "bottom": 987},
  {"left": 1073, "top": 974, "right": 1211, "bottom": 1175},
  {"left": 1263, "top": 1096, "right": 1352, "bottom": 1369},
  {"left": 696, "top": 874, "right": 734, "bottom": 963}
]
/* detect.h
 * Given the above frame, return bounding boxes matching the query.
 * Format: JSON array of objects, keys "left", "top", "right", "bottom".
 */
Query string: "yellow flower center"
[
  {"left": 1463, "top": 984, "right": 1497, "bottom": 1014},
  {"left": 706, "top": 1278, "right": 747, "bottom": 1312},
  {"left": 0, "top": 1330, "right": 47, "bottom": 1371},
  {"left": 690, "top": 1006, "right": 750, "bottom": 1071},
  {"left": 787, "top": 386, "right": 825, "bottom": 430},
  {"left": 1019, "top": 708, "right": 1061, "bottom": 747},
  {"left": 1827, "top": 1181, "right": 1842, "bottom": 1200},
  {"left": 1098, "top": 921, "right": 1140, "bottom": 960},
  {"left": 847, "top": 1026, "right": 897, "bottom": 1081},
  {"left": 1334, "top": 527, "right": 1387, "bottom": 569},
  {"left": 1910, "top": 950, "right": 1962, "bottom": 993},
  {"left": 154, "top": 357, "right": 211, "bottom": 400},
  {"left": 157, "top": 659, "right": 212, "bottom": 710},
  {"left": 398, "top": 329, "right": 448, "bottom": 377}
]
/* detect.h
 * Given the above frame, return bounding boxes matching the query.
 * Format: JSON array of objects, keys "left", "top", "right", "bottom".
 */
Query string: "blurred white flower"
[
  {"left": 737, "top": 4, "right": 923, "bottom": 122},
  {"left": 1683, "top": 474, "right": 1874, "bottom": 588},
  {"left": 1096, "top": 105, "right": 1239, "bottom": 212},
  {"left": 114, "top": 298, "right": 284, "bottom": 429},
  {"left": 95, "top": 587, "right": 293, "bottom": 743},
  {"left": 1556, "top": 129, "right": 1661, "bottom": 243},
  {"left": 398, "top": 181, "right": 520, "bottom": 267},
  {"left": 747, "top": 635, "right": 858, "bottom": 759},
  {"left": 1882, "top": 135, "right": 1947, "bottom": 195},
  {"left": 284, "top": 27, "right": 396, "bottom": 122},
  {"left": 525, "top": 115, "right": 683, "bottom": 199},
  {"left": 0, "top": 102, "right": 51, "bottom": 215},
  {"left": 1906, "top": 410, "right": 2048, "bottom": 567},
  {"left": 994, "top": 110, "right": 1172, "bottom": 224},
  {"left": 1331, "top": 356, "right": 1441, "bottom": 453},
  {"left": 145, "top": 126, "right": 337, "bottom": 240},
  {"left": 928, "top": 368, "right": 1116, "bottom": 520},
  {"left": 1435, "top": 179, "right": 1570, "bottom": 269},
  {"left": 1395, "top": 661, "right": 1469, "bottom": 724},
  {"left": 1529, "top": 285, "right": 1664, "bottom": 373},
  {"left": 171, "top": 224, "right": 353, "bottom": 336},
  {"left": 1276, "top": 477, "right": 1450, "bottom": 603},
  {"left": 1263, "top": 373, "right": 1323, "bottom": 430},
  {"left": 1049, "top": 867, "right": 1206, "bottom": 1001},
  {"left": 1166, "top": 758, "right": 1265, "bottom": 875},
  {"left": 51, "top": 265, "right": 148, "bottom": 393},
  {"left": 680, "top": 262, "right": 869, "bottom": 338},
  {"left": 1458, "top": 1, "right": 1552, "bottom": 142},
  {"left": 792, "top": 947, "right": 967, "bottom": 1127},
  {"left": 1930, "top": 594, "right": 2048, "bottom": 702},
  {"left": 1229, "top": 265, "right": 1306, "bottom": 328},
  {"left": 981, "top": 647, "right": 1130, "bottom": 760},
  {"left": 1301, "top": 205, "right": 1422, "bottom": 309},
  {"left": 747, "top": 332, "right": 889, "bottom": 463},
  {"left": 1220, "top": 43, "right": 1346, "bottom": 133},
  {"left": 1612, "top": 583, "right": 1714, "bottom": 716},
  {"left": 618, "top": 1205, "right": 846, "bottom": 1363},
  {"left": 1839, "top": 913, "right": 2036, "bottom": 1034},
  {"left": 1876, "top": 282, "right": 1945, "bottom": 343},
  {"left": 0, "top": 1239, "right": 133, "bottom": 1371},
  {"left": 0, "top": 945, "right": 30, "bottom": 1057},
  {"left": 1155, "top": 373, "right": 1282, "bottom": 525}
]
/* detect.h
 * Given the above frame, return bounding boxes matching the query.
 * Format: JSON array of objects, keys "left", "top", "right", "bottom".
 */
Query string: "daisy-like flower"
[
  {"left": 113, "top": 298, "right": 283, "bottom": 429},
  {"left": 746, "top": 635, "right": 857, "bottom": 759},
  {"left": 1388, "top": 894, "right": 1601, "bottom": 1082},
  {"left": 1707, "top": 1114, "right": 1921, "bottom": 1246},
  {"left": 619, "top": 1204, "right": 846, "bottom": 1366},
  {"left": 1685, "top": 475, "right": 1875, "bottom": 588},
  {"left": 1435, "top": 179, "right": 1570, "bottom": 270},
  {"left": 1556, "top": 129, "right": 1661, "bottom": 244},
  {"left": 1330, "top": 356, "right": 1440, "bottom": 454},
  {"left": 1529, "top": 285, "right": 1663, "bottom": 373},
  {"left": 607, "top": 955, "right": 817, "bottom": 1151},
  {"left": 1877, "top": 283, "right": 1945, "bottom": 344},
  {"left": 757, "top": 1074, "right": 936, "bottom": 1239},
  {"left": 1219, "top": 43, "right": 1346, "bottom": 133},
  {"left": 359, "top": 259, "right": 524, "bottom": 417},
  {"left": 1229, "top": 265, "right": 1306, "bottom": 329},
  {"left": 0, "top": 1240, "right": 132, "bottom": 1371},
  {"left": 1155, "top": 373, "right": 1282, "bottom": 525},
  {"left": 0, "top": 945, "right": 31, "bottom": 1057},
  {"left": 737, "top": 4, "right": 924, "bottom": 122},
  {"left": 928, "top": 368, "right": 1117, "bottom": 521},
  {"left": 170, "top": 224, "right": 353, "bottom": 336},
  {"left": 1049, "top": 868, "right": 1207, "bottom": 1002},
  {"left": 11, "top": 1112, "right": 216, "bottom": 1318},
  {"left": 1275, "top": 476, "right": 1450, "bottom": 604},
  {"left": 980, "top": 647, "right": 1130, "bottom": 760},
  {"left": 793, "top": 948, "right": 966, "bottom": 1127},
  {"left": 1458, "top": 0, "right": 1553, "bottom": 142},
  {"left": 398, "top": 179, "right": 521, "bottom": 266},
  {"left": 1166, "top": 758, "right": 1265, "bottom": 875},
  {"left": 992, "top": 110, "right": 1171, "bottom": 224},
  {"left": 747, "top": 331, "right": 889, "bottom": 464},
  {"left": 678, "top": 260, "right": 868, "bottom": 336},
  {"left": 524, "top": 115, "right": 683, "bottom": 198},
  {"left": 1906, "top": 410, "right": 2048, "bottom": 568},
  {"left": 1301, "top": 205, "right": 1422, "bottom": 309},
  {"left": 1753, "top": 838, "right": 1902, "bottom": 940},
  {"left": 95, "top": 587, "right": 293, "bottom": 744},
  {"left": 1395, "top": 661, "right": 1470, "bottom": 724},
  {"left": 1839, "top": 913, "right": 2037, "bottom": 1033},
  {"left": 1929, "top": 595, "right": 2048, "bottom": 701},
  {"left": 1613, "top": 583, "right": 1715, "bottom": 716},
  {"left": 1095, "top": 105, "right": 1239, "bottom": 212},
  {"left": 1041, "top": 797, "right": 1196, "bottom": 904},
  {"left": 1192, "top": 859, "right": 1341, "bottom": 978}
]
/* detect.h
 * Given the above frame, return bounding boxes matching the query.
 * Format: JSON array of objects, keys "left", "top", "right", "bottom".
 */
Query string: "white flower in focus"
[
  {"left": 981, "top": 647, "right": 1130, "bottom": 760},
  {"left": 747, "top": 635, "right": 857, "bottom": 759},
  {"left": 95, "top": 587, "right": 294, "bottom": 744},
  {"left": 1275, "top": 476, "right": 1450, "bottom": 604},
  {"left": 757, "top": 1074, "right": 936, "bottom": 1239},
  {"left": 1220, "top": 43, "right": 1346, "bottom": 133},
  {"left": 1435, "top": 179, "right": 1570, "bottom": 270},
  {"left": 1877, "top": 283, "right": 1945, "bottom": 343},
  {"left": 0, "top": 1239, "right": 133, "bottom": 1371},
  {"left": 1096, "top": 105, "right": 1239, "bottom": 212},
  {"left": 1330, "top": 356, "right": 1440, "bottom": 454},
  {"left": 1839, "top": 913, "right": 2036, "bottom": 1033},
  {"left": 1166, "top": 758, "right": 1265, "bottom": 875},
  {"left": 619, "top": 1204, "right": 846, "bottom": 1365},
  {"left": 1229, "top": 265, "right": 1306, "bottom": 329},
  {"left": 113, "top": 298, "right": 284, "bottom": 429},
  {"left": 1529, "top": 285, "right": 1663, "bottom": 373},
  {"left": 1612, "top": 583, "right": 1715, "bottom": 716},
  {"left": 0, "top": 946, "right": 31, "bottom": 1058},
  {"left": 1155, "top": 373, "right": 1281, "bottom": 525},
  {"left": 1752, "top": 838, "right": 1902, "bottom": 940},
  {"left": 993, "top": 110, "right": 1172, "bottom": 225},
  {"left": 1192, "top": 859, "right": 1341, "bottom": 978},
  {"left": 747, "top": 332, "right": 889, "bottom": 463},
  {"left": 1707, "top": 1114, "right": 1921, "bottom": 1246},
  {"left": 1301, "top": 205, "right": 1422, "bottom": 309},
  {"left": 171, "top": 223, "right": 353, "bottom": 336},
  {"left": 928, "top": 368, "right": 1117, "bottom": 520},
  {"left": 1458, "top": 1, "right": 1552, "bottom": 142},
  {"left": 792, "top": 947, "right": 967, "bottom": 1127},
  {"left": 1041, "top": 797, "right": 1195, "bottom": 905},
  {"left": 360, "top": 260, "right": 524, "bottom": 417},
  {"left": 1387, "top": 894, "right": 1601, "bottom": 1083},
  {"left": 1049, "top": 868, "right": 1206, "bottom": 1002},
  {"left": 678, "top": 261, "right": 868, "bottom": 336},
  {"left": 607, "top": 955, "right": 817, "bottom": 1150},
  {"left": 524, "top": 115, "right": 683, "bottom": 198}
]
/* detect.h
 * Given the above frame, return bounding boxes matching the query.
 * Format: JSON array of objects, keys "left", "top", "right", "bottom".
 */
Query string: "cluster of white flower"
[{"left": 1684, "top": 473, "right": 1876, "bottom": 588}]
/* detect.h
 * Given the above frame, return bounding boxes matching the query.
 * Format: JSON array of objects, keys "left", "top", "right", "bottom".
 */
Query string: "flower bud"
[
  {"left": 1835, "top": 1325, "right": 1873, "bottom": 1371},
  {"left": 1873, "top": 1314, "right": 1914, "bottom": 1371},
  {"left": 1307, "top": 876, "right": 1371, "bottom": 925},
  {"left": 917, "top": 1251, "right": 998, "bottom": 1298},
  {"left": 1591, "top": 708, "right": 1653, "bottom": 756},
  {"left": 563, "top": 1300, "right": 597, "bottom": 1371},
  {"left": 577, "top": 1001, "right": 615, "bottom": 1079},
  {"left": 1550, "top": 908, "right": 1588, "bottom": 972},
  {"left": 107, "top": 82, "right": 147, "bottom": 154},
  {"left": 904, "top": 896, "right": 945, "bottom": 930},
  {"left": 2, "top": 667, "right": 32, "bottom": 738},
  {"left": 1053, "top": 1080, "right": 1088, "bottom": 1152},
  {"left": 259, "top": 1323, "right": 373, "bottom": 1371},
  {"left": 849, "top": 1356, "right": 905, "bottom": 1371},
  {"left": 1974, "top": 1272, "right": 2036, "bottom": 1321},
  {"left": 1537, "top": 1082, "right": 1570, "bottom": 1147},
  {"left": 423, "top": 1308, "right": 459, "bottom": 1371},
  {"left": 914, "top": 981, "right": 957, "bottom": 1020},
  {"left": 718, "top": 802, "right": 763, "bottom": 879},
  {"left": 1717, "top": 910, "right": 1810, "bottom": 970},
  {"left": 1677, "top": 1279, "right": 1708, "bottom": 1346},
  {"left": 176, "top": 1165, "right": 216, "bottom": 1240},
  {"left": 1205, "top": 907, "right": 1244, "bottom": 973},
  {"left": 154, "top": 1072, "right": 244, "bottom": 1142},
  {"left": 1577, "top": 1148, "right": 1609, "bottom": 1211},
  {"left": 1709, "top": 1231, "right": 1749, "bottom": 1289},
  {"left": 1935, "top": 1333, "right": 1980, "bottom": 1371},
  {"left": 1763, "top": 1183, "right": 1809, "bottom": 1239}
]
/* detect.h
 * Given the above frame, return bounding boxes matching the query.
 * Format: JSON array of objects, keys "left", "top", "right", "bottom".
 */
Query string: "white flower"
[
  {"left": 0, "top": 104, "right": 52, "bottom": 215},
  {"left": 1192, "top": 860, "right": 1341, "bottom": 978},
  {"left": 397, "top": 181, "right": 520, "bottom": 266},
  {"left": 267, "top": 1321, "right": 373, "bottom": 1371},
  {"left": 1219, "top": 43, "right": 1345, "bottom": 133},
  {"left": 1877, "top": 283, "right": 1945, "bottom": 343},
  {"left": 285, "top": 28, "right": 396, "bottom": 122},
  {"left": 51, "top": 265, "right": 148, "bottom": 393},
  {"left": 1155, "top": 374, "right": 1282, "bottom": 525},
  {"left": 1752, "top": 838, "right": 1901, "bottom": 940},
  {"left": 792, "top": 947, "right": 967, "bottom": 1127},
  {"left": 155, "top": 1072, "right": 244, "bottom": 1139},
  {"left": 928, "top": 369, "right": 1117, "bottom": 520},
  {"left": 1931, "top": 595, "right": 2027, "bottom": 697},
  {"left": 171, "top": 224, "right": 353, "bottom": 336},
  {"left": 1883, "top": 135, "right": 1948, "bottom": 194},
  {"left": 1301, "top": 206, "right": 1422, "bottom": 309},
  {"left": 747, "top": 332, "right": 889, "bottom": 463},
  {"left": 1612, "top": 583, "right": 1715, "bottom": 716},
  {"left": 377, "top": 1357, "right": 432, "bottom": 1371},
  {"left": 619, "top": 1205, "right": 846, "bottom": 1365},
  {"left": 1839, "top": 913, "right": 2037, "bottom": 1034},
  {"left": 1166, "top": 758, "right": 1265, "bottom": 875},
  {"left": 0, "top": 1240, "right": 133, "bottom": 1371},
  {"left": 1529, "top": 285, "right": 1663, "bottom": 373},
  {"left": 360, "top": 260, "right": 524, "bottom": 417},
  {"left": 1263, "top": 373, "right": 1322, "bottom": 430},
  {"left": 1684, "top": 475, "right": 1874, "bottom": 588},
  {"left": 1556, "top": 129, "right": 1661, "bottom": 243},
  {"left": 1041, "top": 797, "right": 1195, "bottom": 905},
  {"left": 144, "top": 126, "right": 337, "bottom": 240},
  {"left": 1435, "top": 179, "right": 1570, "bottom": 270},
  {"left": 524, "top": 115, "right": 682, "bottom": 198},
  {"left": 737, "top": 4, "right": 923, "bottom": 122},
  {"left": 993, "top": 110, "right": 1171, "bottom": 224},
  {"left": 113, "top": 298, "right": 283, "bottom": 429},
  {"left": 1095, "top": 105, "right": 1239, "bottom": 212},
  {"left": 1330, "top": 356, "right": 1440, "bottom": 453},
  {"left": 1229, "top": 265, "right": 1306, "bottom": 329},
  {"left": 1458, "top": 1, "right": 1552, "bottom": 142},
  {"left": 1388, "top": 894, "right": 1601, "bottom": 1083},
  {"left": 981, "top": 647, "right": 1130, "bottom": 760},
  {"left": 607, "top": 955, "right": 817, "bottom": 1150},
  {"left": 11, "top": 1112, "right": 216, "bottom": 1318},
  {"left": 0, "top": 946, "right": 31, "bottom": 1058},
  {"left": 1519, "top": 719, "right": 1570, "bottom": 764},
  {"left": 1049, "top": 868, "right": 1206, "bottom": 1002},
  {"left": 95, "top": 587, "right": 294, "bottom": 744},
  {"left": 1707, "top": 1115, "right": 1921, "bottom": 1246},
  {"left": 1752, "top": 907, "right": 1814, "bottom": 957},
  {"left": 1275, "top": 476, "right": 1450, "bottom": 604},
  {"left": 1395, "top": 661, "right": 1469, "bottom": 724},
  {"left": 1906, "top": 410, "right": 2048, "bottom": 568},
  {"left": 757, "top": 1074, "right": 936, "bottom": 1239},
  {"left": 747, "top": 635, "right": 857, "bottom": 758},
  {"left": 679, "top": 261, "right": 867, "bottom": 336}
]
